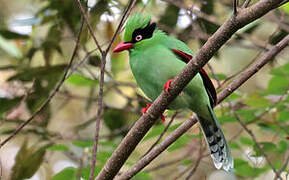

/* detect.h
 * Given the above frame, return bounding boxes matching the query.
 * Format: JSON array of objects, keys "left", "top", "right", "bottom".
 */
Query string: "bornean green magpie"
[{"left": 112, "top": 14, "right": 234, "bottom": 172}]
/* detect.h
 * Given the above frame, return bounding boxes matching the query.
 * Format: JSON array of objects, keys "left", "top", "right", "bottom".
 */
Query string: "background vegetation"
[{"left": 0, "top": 0, "right": 288, "bottom": 179}]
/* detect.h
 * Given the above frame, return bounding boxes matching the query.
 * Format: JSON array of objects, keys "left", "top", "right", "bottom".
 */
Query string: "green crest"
[{"left": 124, "top": 14, "right": 152, "bottom": 42}]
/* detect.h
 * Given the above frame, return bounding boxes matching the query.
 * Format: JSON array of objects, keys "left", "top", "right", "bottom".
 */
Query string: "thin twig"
[
  {"left": 173, "top": 135, "right": 203, "bottom": 180},
  {"left": 242, "top": 0, "right": 251, "bottom": 8},
  {"left": 228, "top": 101, "right": 281, "bottom": 179},
  {"left": 274, "top": 154, "right": 289, "bottom": 180},
  {"left": 88, "top": 1, "right": 137, "bottom": 179},
  {"left": 185, "top": 137, "right": 204, "bottom": 180},
  {"left": 144, "top": 154, "right": 189, "bottom": 172},
  {"left": 234, "top": 0, "right": 239, "bottom": 15},
  {"left": 143, "top": 112, "right": 178, "bottom": 157},
  {"left": 278, "top": 0, "right": 289, "bottom": 7},
  {"left": 0, "top": 20, "right": 84, "bottom": 149},
  {"left": 76, "top": 0, "right": 103, "bottom": 54}
]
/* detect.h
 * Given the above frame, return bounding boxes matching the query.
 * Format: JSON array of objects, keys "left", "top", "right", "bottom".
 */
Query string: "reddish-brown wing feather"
[{"left": 172, "top": 49, "right": 217, "bottom": 107}]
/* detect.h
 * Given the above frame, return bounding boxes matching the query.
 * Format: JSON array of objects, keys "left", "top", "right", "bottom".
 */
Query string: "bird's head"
[{"left": 113, "top": 14, "right": 156, "bottom": 53}]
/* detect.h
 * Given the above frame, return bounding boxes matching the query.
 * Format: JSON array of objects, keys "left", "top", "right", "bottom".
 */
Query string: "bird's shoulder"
[{"left": 162, "top": 36, "right": 194, "bottom": 57}]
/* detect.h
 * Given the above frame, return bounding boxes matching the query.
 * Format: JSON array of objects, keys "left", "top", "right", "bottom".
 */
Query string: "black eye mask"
[{"left": 129, "top": 22, "right": 156, "bottom": 43}]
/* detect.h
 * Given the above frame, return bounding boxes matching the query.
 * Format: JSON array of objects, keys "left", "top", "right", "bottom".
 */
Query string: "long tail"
[{"left": 197, "top": 105, "right": 234, "bottom": 172}]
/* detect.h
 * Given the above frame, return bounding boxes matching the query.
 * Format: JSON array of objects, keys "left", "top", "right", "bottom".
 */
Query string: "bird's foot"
[
  {"left": 141, "top": 103, "right": 151, "bottom": 114},
  {"left": 163, "top": 79, "right": 175, "bottom": 94},
  {"left": 142, "top": 103, "right": 165, "bottom": 122}
]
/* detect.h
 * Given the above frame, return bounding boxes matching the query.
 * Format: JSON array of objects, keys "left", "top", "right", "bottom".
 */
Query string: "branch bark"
[
  {"left": 116, "top": 34, "right": 289, "bottom": 180},
  {"left": 97, "top": 1, "right": 286, "bottom": 179}
]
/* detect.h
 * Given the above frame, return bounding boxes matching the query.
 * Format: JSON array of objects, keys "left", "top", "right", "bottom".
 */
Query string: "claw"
[
  {"left": 141, "top": 103, "right": 166, "bottom": 122},
  {"left": 163, "top": 79, "right": 175, "bottom": 94},
  {"left": 142, "top": 103, "right": 151, "bottom": 114}
]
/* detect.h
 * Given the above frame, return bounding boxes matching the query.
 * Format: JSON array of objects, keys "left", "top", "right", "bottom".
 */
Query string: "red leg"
[
  {"left": 161, "top": 114, "right": 165, "bottom": 123},
  {"left": 141, "top": 103, "right": 166, "bottom": 122},
  {"left": 163, "top": 79, "right": 175, "bottom": 94},
  {"left": 141, "top": 103, "right": 151, "bottom": 114}
]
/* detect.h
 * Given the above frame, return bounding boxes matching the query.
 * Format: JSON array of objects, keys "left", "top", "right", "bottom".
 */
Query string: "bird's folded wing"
[{"left": 172, "top": 49, "right": 217, "bottom": 107}]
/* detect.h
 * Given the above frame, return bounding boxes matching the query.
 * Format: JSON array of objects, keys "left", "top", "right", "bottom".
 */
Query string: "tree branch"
[
  {"left": 97, "top": 1, "right": 287, "bottom": 179},
  {"left": 115, "top": 34, "right": 289, "bottom": 180}
]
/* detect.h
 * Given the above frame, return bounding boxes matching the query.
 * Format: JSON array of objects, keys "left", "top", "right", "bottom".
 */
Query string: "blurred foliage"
[
  {"left": 11, "top": 140, "right": 48, "bottom": 180},
  {"left": 0, "top": 0, "right": 288, "bottom": 180}
]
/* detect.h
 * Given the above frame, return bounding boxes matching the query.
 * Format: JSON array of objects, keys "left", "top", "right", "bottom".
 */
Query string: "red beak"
[{"left": 112, "top": 42, "right": 133, "bottom": 53}]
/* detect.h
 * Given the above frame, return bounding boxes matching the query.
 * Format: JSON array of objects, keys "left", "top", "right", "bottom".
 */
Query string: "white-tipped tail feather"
[{"left": 198, "top": 105, "right": 234, "bottom": 172}]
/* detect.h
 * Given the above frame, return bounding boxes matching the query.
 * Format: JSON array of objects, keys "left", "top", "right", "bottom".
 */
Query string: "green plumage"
[{"left": 122, "top": 14, "right": 234, "bottom": 171}]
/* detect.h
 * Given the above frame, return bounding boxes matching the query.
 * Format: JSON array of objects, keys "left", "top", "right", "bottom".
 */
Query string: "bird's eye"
[{"left": 135, "top": 35, "right": 143, "bottom": 42}]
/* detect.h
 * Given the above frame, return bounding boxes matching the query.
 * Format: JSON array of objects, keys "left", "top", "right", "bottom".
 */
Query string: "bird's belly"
[{"left": 130, "top": 58, "right": 190, "bottom": 109}]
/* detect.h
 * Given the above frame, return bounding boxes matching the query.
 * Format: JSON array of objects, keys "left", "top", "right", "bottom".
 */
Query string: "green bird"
[{"left": 113, "top": 14, "right": 234, "bottom": 171}]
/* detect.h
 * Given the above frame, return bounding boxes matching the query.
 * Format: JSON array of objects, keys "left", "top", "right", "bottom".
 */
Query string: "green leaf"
[
  {"left": 279, "top": 111, "right": 289, "bottom": 122},
  {"left": 81, "top": 167, "right": 102, "bottom": 180},
  {"left": 88, "top": 55, "right": 101, "bottom": 67},
  {"left": 0, "top": 30, "right": 29, "bottom": 39},
  {"left": 280, "top": 3, "right": 289, "bottom": 14},
  {"left": 236, "top": 109, "right": 257, "bottom": 123},
  {"left": 167, "top": 123, "right": 182, "bottom": 132},
  {"left": 211, "top": 73, "right": 227, "bottom": 80},
  {"left": 0, "top": 97, "right": 22, "bottom": 117},
  {"left": 134, "top": 172, "right": 151, "bottom": 180},
  {"left": 51, "top": 167, "right": 77, "bottom": 180},
  {"left": 66, "top": 74, "right": 98, "bottom": 86},
  {"left": 11, "top": 140, "right": 47, "bottom": 180},
  {"left": 227, "top": 92, "right": 242, "bottom": 101},
  {"left": 201, "top": 0, "right": 214, "bottom": 14},
  {"left": 9, "top": 65, "right": 65, "bottom": 114},
  {"left": 99, "top": 141, "right": 118, "bottom": 148},
  {"left": 229, "top": 142, "right": 241, "bottom": 149},
  {"left": 168, "top": 134, "right": 191, "bottom": 152},
  {"left": 8, "top": 64, "right": 67, "bottom": 82},
  {"left": 266, "top": 76, "right": 289, "bottom": 95},
  {"left": 234, "top": 158, "right": 255, "bottom": 177},
  {"left": 239, "top": 137, "right": 254, "bottom": 146},
  {"left": 270, "top": 63, "right": 289, "bottom": 76},
  {"left": 253, "top": 142, "right": 277, "bottom": 156},
  {"left": 218, "top": 115, "right": 237, "bottom": 123},
  {"left": 47, "top": 144, "right": 68, "bottom": 151},
  {"left": 270, "top": 29, "right": 289, "bottom": 45},
  {"left": 143, "top": 123, "right": 182, "bottom": 141},
  {"left": 143, "top": 125, "right": 165, "bottom": 141},
  {"left": 159, "top": 4, "right": 180, "bottom": 28},
  {"left": 0, "top": 35, "right": 22, "bottom": 57},
  {"left": 278, "top": 140, "right": 288, "bottom": 153},
  {"left": 72, "top": 140, "right": 93, "bottom": 148},
  {"left": 103, "top": 109, "right": 128, "bottom": 136},
  {"left": 97, "top": 151, "right": 114, "bottom": 164},
  {"left": 237, "top": 21, "right": 260, "bottom": 35},
  {"left": 257, "top": 122, "right": 284, "bottom": 133},
  {"left": 245, "top": 93, "right": 270, "bottom": 108},
  {"left": 234, "top": 158, "right": 267, "bottom": 177},
  {"left": 182, "top": 159, "right": 192, "bottom": 166}
]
